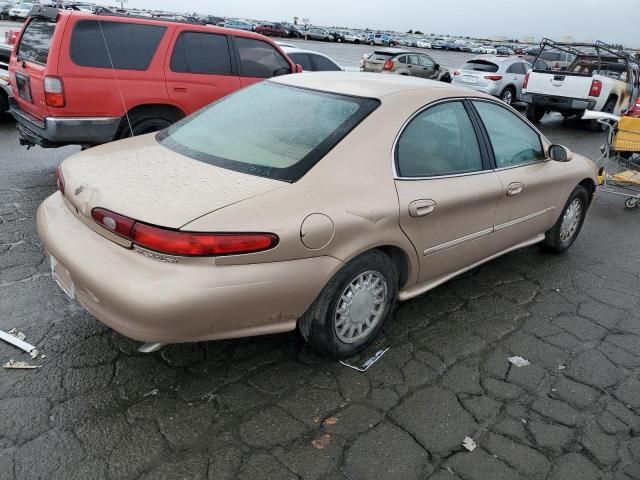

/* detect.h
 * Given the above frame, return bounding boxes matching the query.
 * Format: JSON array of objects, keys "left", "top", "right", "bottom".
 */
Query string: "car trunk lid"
[
  {"left": 60, "top": 134, "right": 287, "bottom": 230},
  {"left": 10, "top": 11, "right": 59, "bottom": 120}
]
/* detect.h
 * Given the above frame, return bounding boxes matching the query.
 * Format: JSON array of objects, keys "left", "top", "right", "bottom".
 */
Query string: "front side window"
[
  {"left": 170, "top": 32, "right": 232, "bottom": 75},
  {"left": 311, "top": 54, "right": 341, "bottom": 72},
  {"left": 473, "top": 101, "right": 545, "bottom": 168},
  {"left": 17, "top": 19, "right": 56, "bottom": 65},
  {"left": 70, "top": 20, "right": 166, "bottom": 70},
  {"left": 408, "top": 55, "right": 419, "bottom": 66},
  {"left": 396, "top": 101, "right": 483, "bottom": 177},
  {"left": 158, "top": 82, "right": 379, "bottom": 182},
  {"left": 235, "top": 37, "right": 290, "bottom": 78},
  {"left": 419, "top": 56, "right": 434, "bottom": 68},
  {"left": 288, "top": 52, "right": 313, "bottom": 71}
]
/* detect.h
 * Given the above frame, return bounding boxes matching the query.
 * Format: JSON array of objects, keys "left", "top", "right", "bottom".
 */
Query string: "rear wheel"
[
  {"left": 298, "top": 250, "right": 398, "bottom": 359},
  {"left": 117, "top": 115, "right": 173, "bottom": 139},
  {"left": 500, "top": 86, "right": 516, "bottom": 105},
  {"left": 369, "top": 40, "right": 374, "bottom": 45},
  {"left": 541, "top": 186, "right": 589, "bottom": 253},
  {"left": 526, "top": 104, "right": 545, "bottom": 123},
  {"left": 590, "top": 99, "right": 616, "bottom": 132}
]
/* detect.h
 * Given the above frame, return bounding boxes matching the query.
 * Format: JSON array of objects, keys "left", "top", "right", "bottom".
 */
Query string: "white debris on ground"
[
  {"left": 8, "top": 328, "right": 26, "bottom": 340},
  {"left": 508, "top": 356, "right": 531, "bottom": 367},
  {"left": 3, "top": 360, "right": 41, "bottom": 369},
  {"left": 462, "top": 437, "right": 477, "bottom": 452}
]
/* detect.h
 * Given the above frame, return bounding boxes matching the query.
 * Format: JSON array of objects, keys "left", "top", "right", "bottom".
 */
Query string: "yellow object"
[
  {"left": 612, "top": 169, "right": 640, "bottom": 186},
  {"left": 613, "top": 117, "right": 640, "bottom": 152}
]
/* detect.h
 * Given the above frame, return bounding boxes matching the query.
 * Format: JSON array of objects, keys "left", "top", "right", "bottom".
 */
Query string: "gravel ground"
[{"left": 1, "top": 55, "right": 640, "bottom": 479}]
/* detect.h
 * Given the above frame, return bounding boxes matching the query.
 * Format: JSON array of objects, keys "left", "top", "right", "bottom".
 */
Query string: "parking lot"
[{"left": 2, "top": 35, "right": 640, "bottom": 480}]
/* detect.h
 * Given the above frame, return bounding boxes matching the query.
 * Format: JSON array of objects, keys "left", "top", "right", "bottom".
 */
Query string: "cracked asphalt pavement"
[{"left": 1, "top": 110, "right": 640, "bottom": 480}]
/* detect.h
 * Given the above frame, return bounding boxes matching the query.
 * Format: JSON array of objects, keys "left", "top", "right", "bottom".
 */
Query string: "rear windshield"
[
  {"left": 70, "top": 20, "right": 166, "bottom": 70},
  {"left": 158, "top": 82, "right": 380, "bottom": 182},
  {"left": 461, "top": 60, "right": 499, "bottom": 72},
  {"left": 17, "top": 19, "right": 56, "bottom": 65}
]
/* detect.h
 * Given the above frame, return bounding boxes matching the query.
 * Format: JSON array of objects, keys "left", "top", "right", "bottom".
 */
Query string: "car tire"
[
  {"left": 369, "top": 40, "right": 374, "bottom": 46},
  {"left": 440, "top": 72, "right": 452, "bottom": 83},
  {"left": 354, "top": 39, "right": 360, "bottom": 44},
  {"left": 298, "top": 250, "right": 398, "bottom": 359},
  {"left": 526, "top": 104, "right": 545, "bottom": 123},
  {"left": 500, "top": 86, "right": 516, "bottom": 105},
  {"left": 540, "top": 185, "right": 589, "bottom": 254},
  {"left": 590, "top": 99, "right": 616, "bottom": 132},
  {"left": 117, "top": 115, "right": 173, "bottom": 139}
]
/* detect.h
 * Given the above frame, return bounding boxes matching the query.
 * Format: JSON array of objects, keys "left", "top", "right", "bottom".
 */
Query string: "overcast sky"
[{"left": 121, "top": 0, "right": 639, "bottom": 47}]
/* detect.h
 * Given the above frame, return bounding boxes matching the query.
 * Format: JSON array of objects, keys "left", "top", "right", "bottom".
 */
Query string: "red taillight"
[
  {"left": 383, "top": 60, "right": 394, "bottom": 71},
  {"left": 90, "top": 208, "right": 278, "bottom": 256},
  {"left": 91, "top": 208, "right": 136, "bottom": 239},
  {"left": 523, "top": 71, "right": 530, "bottom": 89},
  {"left": 44, "top": 76, "right": 65, "bottom": 108},
  {"left": 484, "top": 75, "right": 503, "bottom": 81},
  {"left": 55, "top": 166, "right": 65, "bottom": 195},
  {"left": 589, "top": 79, "right": 602, "bottom": 97}
]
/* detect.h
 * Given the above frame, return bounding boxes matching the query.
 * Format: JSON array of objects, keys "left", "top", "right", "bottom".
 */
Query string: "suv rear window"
[
  {"left": 158, "top": 82, "right": 379, "bottom": 182},
  {"left": 70, "top": 20, "right": 166, "bottom": 71},
  {"left": 17, "top": 19, "right": 56, "bottom": 65},
  {"left": 461, "top": 60, "right": 499, "bottom": 72}
]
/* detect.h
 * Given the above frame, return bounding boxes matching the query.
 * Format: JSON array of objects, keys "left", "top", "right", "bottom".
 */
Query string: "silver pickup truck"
[{"left": 522, "top": 39, "right": 640, "bottom": 131}]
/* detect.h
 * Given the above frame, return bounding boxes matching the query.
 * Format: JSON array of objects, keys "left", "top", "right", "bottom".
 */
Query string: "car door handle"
[
  {"left": 173, "top": 87, "right": 187, "bottom": 92},
  {"left": 507, "top": 182, "right": 524, "bottom": 196},
  {"left": 409, "top": 199, "right": 437, "bottom": 217}
]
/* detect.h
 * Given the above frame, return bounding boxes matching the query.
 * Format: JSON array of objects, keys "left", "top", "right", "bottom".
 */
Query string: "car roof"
[
  {"left": 373, "top": 47, "right": 413, "bottom": 55},
  {"left": 280, "top": 46, "right": 332, "bottom": 58},
  {"left": 270, "top": 72, "right": 476, "bottom": 100},
  {"left": 470, "top": 56, "right": 528, "bottom": 64}
]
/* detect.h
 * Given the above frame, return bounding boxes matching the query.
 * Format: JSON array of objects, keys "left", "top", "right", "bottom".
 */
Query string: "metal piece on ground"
[
  {"left": 0, "top": 329, "right": 37, "bottom": 354},
  {"left": 3, "top": 360, "right": 41, "bottom": 369},
  {"left": 138, "top": 342, "right": 166, "bottom": 353},
  {"left": 339, "top": 347, "right": 389, "bottom": 372}
]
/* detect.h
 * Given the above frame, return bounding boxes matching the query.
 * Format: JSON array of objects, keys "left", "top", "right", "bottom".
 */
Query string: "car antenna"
[{"left": 96, "top": 18, "right": 134, "bottom": 138}]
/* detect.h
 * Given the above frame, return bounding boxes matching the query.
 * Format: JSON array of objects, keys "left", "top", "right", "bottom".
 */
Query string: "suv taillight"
[
  {"left": 91, "top": 208, "right": 279, "bottom": 257},
  {"left": 589, "top": 79, "right": 602, "bottom": 97},
  {"left": 484, "top": 75, "right": 503, "bottom": 81},
  {"left": 44, "top": 76, "right": 65, "bottom": 108},
  {"left": 523, "top": 71, "right": 530, "bottom": 89},
  {"left": 383, "top": 60, "right": 394, "bottom": 71}
]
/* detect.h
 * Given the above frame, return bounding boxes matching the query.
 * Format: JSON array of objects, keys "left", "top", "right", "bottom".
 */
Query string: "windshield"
[{"left": 158, "top": 82, "right": 380, "bottom": 182}]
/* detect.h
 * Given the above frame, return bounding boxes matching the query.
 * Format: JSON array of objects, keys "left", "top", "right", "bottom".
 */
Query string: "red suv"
[
  {"left": 254, "top": 24, "right": 287, "bottom": 37},
  {"left": 9, "top": 6, "right": 300, "bottom": 148}
]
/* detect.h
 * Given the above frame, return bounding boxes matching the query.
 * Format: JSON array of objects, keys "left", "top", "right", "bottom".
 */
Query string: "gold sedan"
[{"left": 38, "top": 73, "right": 597, "bottom": 358}]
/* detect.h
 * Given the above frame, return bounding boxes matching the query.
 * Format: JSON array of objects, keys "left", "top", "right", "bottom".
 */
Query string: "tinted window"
[
  {"left": 397, "top": 55, "right": 408, "bottom": 64},
  {"left": 507, "top": 62, "right": 526, "bottom": 74},
  {"left": 396, "top": 102, "right": 483, "bottom": 177},
  {"left": 70, "top": 20, "right": 166, "bottom": 70},
  {"left": 311, "top": 54, "right": 341, "bottom": 71},
  {"left": 288, "top": 52, "right": 313, "bottom": 71},
  {"left": 473, "top": 101, "right": 545, "bottom": 168},
  {"left": 170, "top": 32, "right": 231, "bottom": 75},
  {"left": 235, "top": 37, "right": 290, "bottom": 78},
  {"left": 17, "top": 19, "right": 56, "bottom": 65},
  {"left": 159, "top": 82, "right": 379, "bottom": 182},
  {"left": 461, "top": 60, "right": 498, "bottom": 72}
]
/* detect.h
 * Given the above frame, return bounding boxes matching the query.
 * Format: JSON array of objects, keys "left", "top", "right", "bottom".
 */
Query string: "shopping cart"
[{"left": 585, "top": 111, "right": 640, "bottom": 209}]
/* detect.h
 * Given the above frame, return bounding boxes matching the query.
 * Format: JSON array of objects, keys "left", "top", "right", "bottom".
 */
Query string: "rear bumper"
[
  {"left": 37, "top": 192, "right": 343, "bottom": 344},
  {"left": 10, "top": 97, "right": 121, "bottom": 147},
  {"left": 453, "top": 80, "right": 502, "bottom": 96},
  {"left": 522, "top": 93, "right": 596, "bottom": 111}
]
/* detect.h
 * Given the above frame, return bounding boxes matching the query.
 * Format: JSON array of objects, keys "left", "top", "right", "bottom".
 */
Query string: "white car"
[
  {"left": 479, "top": 46, "right": 498, "bottom": 55},
  {"left": 280, "top": 46, "right": 350, "bottom": 72},
  {"left": 341, "top": 31, "right": 367, "bottom": 44},
  {"left": 416, "top": 40, "right": 432, "bottom": 49},
  {"left": 9, "top": 2, "right": 32, "bottom": 20}
]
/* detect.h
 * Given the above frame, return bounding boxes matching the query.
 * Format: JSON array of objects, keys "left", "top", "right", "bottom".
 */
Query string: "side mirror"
[
  {"left": 295, "top": 64, "right": 304, "bottom": 73},
  {"left": 549, "top": 144, "right": 573, "bottom": 162}
]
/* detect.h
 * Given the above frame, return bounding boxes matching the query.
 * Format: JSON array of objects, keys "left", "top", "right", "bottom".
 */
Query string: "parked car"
[
  {"left": 0, "top": 1, "right": 14, "bottom": 20},
  {"left": 496, "top": 46, "right": 514, "bottom": 56},
  {"left": 8, "top": 2, "right": 32, "bottom": 20},
  {"left": 431, "top": 40, "right": 446, "bottom": 50},
  {"left": 416, "top": 39, "right": 431, "bottom": 49},
  {"left": 526, "top": 48, "right": 574, "bottom": 70},
  {"left": 368, "top": 33, "right": 396, "bottom": 47},
  {"left": 0, "top": 60, "right": 10, "bottom": 116},
  {"left": 340, "top": 30, "right": 366, "bottom": 44},
  {"left": 303, "top": 28, "right": 334, "bottom": 42},
  {"left": 254, "top": 23, "right": 286, "bottom": 37},
  {"left": 328, "top": 29, "right": 345, "bottom": 42},
  {"left": 523, "top": 39, "right": 640, "bottom": 129},
  {"left": 38, "top": 72, "right": 597, "bottom": 358},
  {"left": 362, "top": 48, "right": 451, "bottom": 82},
  {"left": 281, "top": 46, "right": 344, "bottom": 72},
  {"left": 453, "top": 56, "right": 532, "bottom": 105},
  {"left": 221, "top": 20, "right": 254, "bottom": 31},
  {"left": 201, "top": 15, "right": 224, "bottom": 26},
  {"left": 9, "top": 7, "right": 299, "bottom": 148}
]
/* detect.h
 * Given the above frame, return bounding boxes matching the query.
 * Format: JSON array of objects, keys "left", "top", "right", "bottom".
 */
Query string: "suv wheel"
[
  {"left": 540, "top": 186, "right": 589, "bottom": 254},
  {"left": 500, "top": 87, "right": 515, "bottom": 105},
  {"left": 590, "top": 99, "right": 616, "bottom": 132},
  {"left": 118, "top": 115, "right": 173, "bottom": 139},
  {"left": 299, "top": 250, "right": 398, "bottom": 359},
  {"left": 526, "top": 104, "right": 545, "bottom": 123}
]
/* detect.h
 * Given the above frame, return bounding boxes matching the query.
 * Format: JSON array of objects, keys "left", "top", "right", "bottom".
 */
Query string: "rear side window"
[
  {"left": 461, "top": 60, "right": 498, "bottom": 72},
  {"left": 70, "top": 20, "right": 166, "bottom": 70},
  {"left": 311, "top": 54, "right": 341, "bottom": 72},
  {"left": 235, "top": 37, "right": 291, "bottom": 78},
  {"left": 18, "top": 19, "right": 56, "bottom": 65},
  {"left": 171, "top": 32, "right": 232, "bottom": 75},
  {"left": 287, "top": 52, "right": 313, "bottom": 71},
  {"left": 507, "top": 62, "right": 527, "bottom": 74}
]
